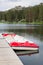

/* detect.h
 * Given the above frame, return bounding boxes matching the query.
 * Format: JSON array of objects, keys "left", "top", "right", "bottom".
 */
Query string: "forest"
[{"left": 0, "top": 3, "right": 43, "bottom": 24}]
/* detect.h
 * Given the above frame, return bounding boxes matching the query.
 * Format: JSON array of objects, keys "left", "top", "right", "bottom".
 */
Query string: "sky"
[{"left": 0, "top": 0, "right": 43, "bottom": 11}]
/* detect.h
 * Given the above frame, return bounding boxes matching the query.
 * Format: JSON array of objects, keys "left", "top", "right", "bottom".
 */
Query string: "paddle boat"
[{"left": 2, "top": 33, "right": 39, "bottom": 51}]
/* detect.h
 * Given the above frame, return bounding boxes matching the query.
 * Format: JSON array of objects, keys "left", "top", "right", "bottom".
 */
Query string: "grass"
[
  {"left": 0, "top": 20, "right": 43, "bottom": 24},
  {"left": 30, "top": 21, "right": 43, "bottom": 24}
]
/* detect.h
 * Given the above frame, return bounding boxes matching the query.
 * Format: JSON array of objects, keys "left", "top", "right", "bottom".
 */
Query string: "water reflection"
[{"left": 15, "top": 50, "right": 39, "bottom": 56}]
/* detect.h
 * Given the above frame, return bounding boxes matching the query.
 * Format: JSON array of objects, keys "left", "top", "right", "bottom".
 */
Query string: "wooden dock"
[{"left": 0, "top": 35, "right": 23, "bottom": 65}]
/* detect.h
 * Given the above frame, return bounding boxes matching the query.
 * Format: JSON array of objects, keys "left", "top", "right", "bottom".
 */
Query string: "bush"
[{"left": 18, "top": 19, "right": 26, "bottom": 23}]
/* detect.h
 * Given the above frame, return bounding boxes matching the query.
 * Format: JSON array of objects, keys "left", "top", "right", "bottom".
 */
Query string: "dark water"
[{"left": 0, "top": 24, "right": 43, "bottom": 65}]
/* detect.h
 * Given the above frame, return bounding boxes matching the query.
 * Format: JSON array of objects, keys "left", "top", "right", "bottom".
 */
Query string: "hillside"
[{"left": 0, "top": 3, "right": 43, "bottom": 24}]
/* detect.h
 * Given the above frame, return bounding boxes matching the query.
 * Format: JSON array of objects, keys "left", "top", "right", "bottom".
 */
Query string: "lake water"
[{"left": 0, "top": 24, "right": 43, "bottom": 65}]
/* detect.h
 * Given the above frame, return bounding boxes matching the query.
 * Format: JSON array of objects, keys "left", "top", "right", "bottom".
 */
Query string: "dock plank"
[{"left": 0, "top": 39, "right": 23, "bottom": 65}]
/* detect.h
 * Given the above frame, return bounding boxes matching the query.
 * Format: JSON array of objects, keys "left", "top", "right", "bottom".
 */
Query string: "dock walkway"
[{"left": 0, "top": 35, "right": 23, "bottom": 65}]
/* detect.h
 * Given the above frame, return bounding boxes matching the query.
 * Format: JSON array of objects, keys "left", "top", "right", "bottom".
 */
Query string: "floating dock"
[{"left": 0, "top": 34, "right": 23, "bottom": 65}]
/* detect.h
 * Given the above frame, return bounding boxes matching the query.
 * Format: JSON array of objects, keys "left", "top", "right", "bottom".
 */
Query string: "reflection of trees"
[
  {"left": 27, "top": 26, "right": 43, "bottom": 36},
  {"left": 35, "top": 26, "right": 43, "bottom": 36},
  {"left": 6, "top": 26, "right": 43, "bottom": 39}
]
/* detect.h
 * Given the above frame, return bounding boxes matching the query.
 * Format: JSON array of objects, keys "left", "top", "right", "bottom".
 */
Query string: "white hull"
[{"left": 12, "top": 47, "right": 39, "bottom": 51}]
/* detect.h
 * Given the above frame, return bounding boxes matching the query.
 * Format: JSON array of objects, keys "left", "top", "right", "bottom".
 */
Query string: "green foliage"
[
  {"left": 39, "top": 3, "right": 43, "bottom": 21},
  {"left": 19, "top": 19, "right": 26, "bottom": 22},
  {"left": 0, "top": 3, "right": 43, "bottom": 24}
]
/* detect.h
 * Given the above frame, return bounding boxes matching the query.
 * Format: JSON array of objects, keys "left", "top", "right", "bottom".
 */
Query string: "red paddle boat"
[{"left": 2, "top": 33, "right": 39, "bottom": 51}]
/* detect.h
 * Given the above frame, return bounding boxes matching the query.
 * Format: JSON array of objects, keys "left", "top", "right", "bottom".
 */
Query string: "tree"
[
  {"left": 39, "top": 3, "right": 43, "bottom": 21},
  {"left": 32, "top": 5, "right": 39, "bottom": 22}
]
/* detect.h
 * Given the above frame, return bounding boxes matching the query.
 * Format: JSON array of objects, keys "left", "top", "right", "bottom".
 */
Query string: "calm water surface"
[{"left": 0, "top": 24, "right": 43, "bottom": 65}]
